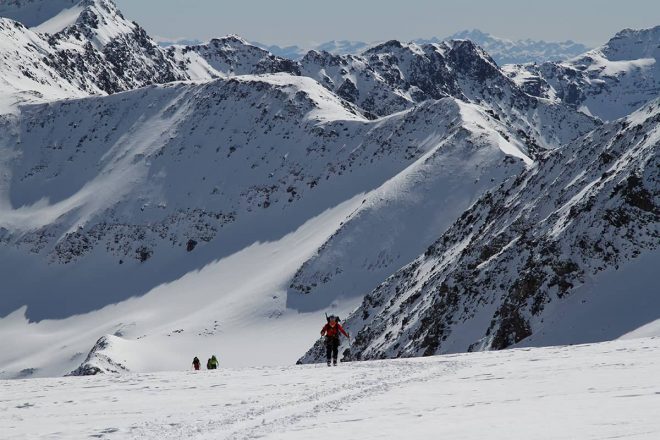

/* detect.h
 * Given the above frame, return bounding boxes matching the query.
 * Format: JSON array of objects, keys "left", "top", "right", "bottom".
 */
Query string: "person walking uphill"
[
  {"left": 321, "top": 315, "right": 349, "bottom": 366},
  {"left": 207, "top": 355, "right": 219, "bottom": 370},
  {"left": 192, "top": 356, "right": 201, "bottom": 371}
]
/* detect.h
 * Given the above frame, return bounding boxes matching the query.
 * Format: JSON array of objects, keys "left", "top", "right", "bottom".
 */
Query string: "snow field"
[{"left": 1, "top": 336, "right": 659, "bottom": 439}]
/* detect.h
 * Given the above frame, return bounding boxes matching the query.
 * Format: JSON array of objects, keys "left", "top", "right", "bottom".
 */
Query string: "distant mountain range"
[{"left": 237, "top": 29, "right": 590, "bottom": 65}]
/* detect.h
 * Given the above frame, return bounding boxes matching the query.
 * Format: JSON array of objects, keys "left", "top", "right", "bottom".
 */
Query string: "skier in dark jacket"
[
  {"left": 321, "top": 315, "right": 349, "bottom": 366},
  {"left": 192, "top": 356, "right": 201, "bottom": 371}
]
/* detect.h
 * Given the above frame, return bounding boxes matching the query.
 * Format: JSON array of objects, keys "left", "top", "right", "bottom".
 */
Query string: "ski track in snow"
[{"left": 1, "top": 337, "right": 659, "bottom": 439}]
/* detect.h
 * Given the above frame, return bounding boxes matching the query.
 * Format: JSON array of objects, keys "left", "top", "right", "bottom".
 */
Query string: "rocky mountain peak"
[
  {"left": 43, "top": 0, "right": 133, "bottom": 48},
  {"left": 600, "top": 25, "right": 660, "bottom": 61},
  {"left": 363, "top": 39, "right": 408, "bottom": 54}
]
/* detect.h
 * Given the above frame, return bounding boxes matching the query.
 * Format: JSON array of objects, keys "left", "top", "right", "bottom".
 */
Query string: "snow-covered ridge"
[
  {"left": 177, "top": 27, "right": 657, "bottom": 124},
  {"left": 286, "top": 98, "right": 533, "bottom": 313}
]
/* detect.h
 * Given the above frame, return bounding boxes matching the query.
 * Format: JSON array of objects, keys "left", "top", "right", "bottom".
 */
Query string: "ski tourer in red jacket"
[{"left": 321, "top": 316, "right": 349, "bottom": 366}]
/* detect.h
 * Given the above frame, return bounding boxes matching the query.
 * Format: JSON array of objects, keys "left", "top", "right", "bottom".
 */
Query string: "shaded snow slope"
[
  {"left": 0, "top": 195, "right": 364, "bottom": 379},
  {"left": 31, "top": 2, "right": 82, "bottom": 34},
  {"left": 2, "top": 337, "right": 660, "bottom": 439},
  {"left": 0, "top": 0, "right": 77, "bottom": 28},
  {"left": 0, "top": 74, "right": 367, "bottom": 320},
  {"left": 300, "top": 99, "right": 659, "bottom": 363}
]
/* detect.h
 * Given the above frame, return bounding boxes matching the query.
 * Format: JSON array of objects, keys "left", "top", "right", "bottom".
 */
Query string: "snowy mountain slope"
[
  {"left": 503, "top": 26, "right": 659, "bottom": 121},
  {"left": 0, "top": 18, "right": 89, "bottom": 113},
  {"left": 0, "top": 54, "right": 601, "bottom": 378},
  {"left": 2, "top": 337, "right": 660, "bottom": 439},
  {"left": 0, "top": 0, "right": 190, "bottom": 113},
  {"left": 300, "top": 98, "right": 659, "bottom": 363},
  {"left": 287, "top": 99, "right": 531, "bottom": 313},
  {"left": 40, "top": 0, "right": 133, "bottom": 47},
  {"left": 1, "top": 56, "right": 597, "bottom": 321},
  {"left": 0, "top": 68, "right": 555, "bottom": 378},
  {"left": 0, "top": 74, "right": 368, "bottom": 317},
  {"left": 39, "top": 0, "right": 188, "bottom": 92}
]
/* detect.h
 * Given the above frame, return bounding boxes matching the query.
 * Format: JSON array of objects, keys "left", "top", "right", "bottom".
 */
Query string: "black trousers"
[{"left": 325, "top": 336, "right": 340, "bottom": 361}]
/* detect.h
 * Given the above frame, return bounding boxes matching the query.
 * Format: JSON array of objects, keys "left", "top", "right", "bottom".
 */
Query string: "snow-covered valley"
[{"left": 2, "top": 336, "right": 660, "bottom": 439}]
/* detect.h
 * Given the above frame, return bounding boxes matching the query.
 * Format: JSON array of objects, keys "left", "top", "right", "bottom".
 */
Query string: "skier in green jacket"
[{"left": 207, "top": 355, "right": 219, "bottom": 370}]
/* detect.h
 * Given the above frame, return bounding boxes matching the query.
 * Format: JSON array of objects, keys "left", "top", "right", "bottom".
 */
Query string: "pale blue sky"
[{"left": 114, "top": 0, "right": 659, "bottom": 47}]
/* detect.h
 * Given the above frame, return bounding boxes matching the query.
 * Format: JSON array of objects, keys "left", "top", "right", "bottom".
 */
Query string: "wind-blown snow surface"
[{"left": 2, "top": 337, "right": 660, "bottom": 439}]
